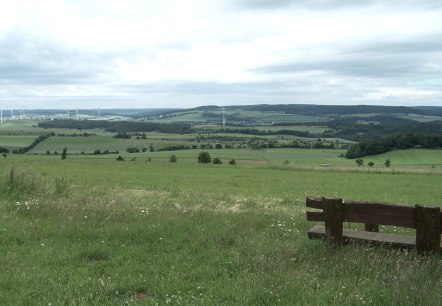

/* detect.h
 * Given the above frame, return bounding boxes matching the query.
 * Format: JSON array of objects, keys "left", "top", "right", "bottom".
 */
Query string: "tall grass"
[{"left": 0, "top": 158, "right": 441, "bottom": 305}]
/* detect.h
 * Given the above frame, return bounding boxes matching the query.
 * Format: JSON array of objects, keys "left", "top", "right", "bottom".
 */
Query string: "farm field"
[{"left": 1, "top": 150, "right": 442, "bottom": 305}]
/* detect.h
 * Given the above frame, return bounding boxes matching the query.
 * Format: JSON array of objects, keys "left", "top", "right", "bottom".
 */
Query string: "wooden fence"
[{"left": 306, "top": 197, "right": 442, "bottom": 254}]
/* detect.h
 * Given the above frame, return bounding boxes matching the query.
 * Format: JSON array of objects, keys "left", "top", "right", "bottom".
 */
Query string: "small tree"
[
  {"left": 215, "top": 143, "right": 223, "bottom": 149},
  {"left": 355, "top": 158, "right": 364, "bottom": 167},
  {"left": 116, "top": 155, "right": 124, "bottom": 161},
  {"left": 61, "top": 147, "right": 67, "bottom": 159},
  {"left": 368, "top": 161, "right": 374, "bottom": 167},
  {"left": 229, "top": 159, "right": 236, "bottom": 165},
  {"left": 384, "top": 159, "right": 391, "bottom": 168},
  {"left": 213, "top": 157, "right": 222, "bottom": 164},
  {"left": 169, "top": 154, "right": 177, "bottom": 162},
  {"left": 198, "top": 152, "right": 211, "bottom": 163}
]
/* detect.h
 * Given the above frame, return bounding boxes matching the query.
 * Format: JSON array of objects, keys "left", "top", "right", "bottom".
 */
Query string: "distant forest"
[
  {"left": 345, "top": 134, "right": 442, "bottom": 159},
  {"left": 38, "top": 120, "right": 192, "bottom": 134}
]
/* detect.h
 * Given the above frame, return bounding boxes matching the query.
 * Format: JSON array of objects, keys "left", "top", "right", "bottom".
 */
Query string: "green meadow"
[
  {"left": 1, "top": 149, "right": 442, "bottom": 305},
  {"left": 0, "top": 119, "right": 442, "bottom": 305}
]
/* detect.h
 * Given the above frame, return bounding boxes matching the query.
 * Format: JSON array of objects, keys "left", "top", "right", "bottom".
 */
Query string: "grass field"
[{"left": 1, "top": 151, "right": 441, "bottom": 305}]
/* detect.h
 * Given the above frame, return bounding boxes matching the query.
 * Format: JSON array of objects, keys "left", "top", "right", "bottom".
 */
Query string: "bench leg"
[
  {"left": 415, "top": 205, "right": 441, "bottom": 254},
  {"left": 324, "top": 198, "right": 343, "bottom": 247}
]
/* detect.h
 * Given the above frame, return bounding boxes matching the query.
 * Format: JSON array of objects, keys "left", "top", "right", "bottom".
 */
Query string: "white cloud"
[{"left": 1, "top": 0, "right": 442, "bottom": 108}]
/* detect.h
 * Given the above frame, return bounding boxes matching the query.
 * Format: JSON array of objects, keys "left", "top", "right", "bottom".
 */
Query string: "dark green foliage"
[
  {"left": 229, "top": 159, "right": 236, "bottom": 165},
  {"left": 13, "top": 134, "right": 51, "bottom": 154},
  {"left": 346, "top": 133, "right": 442, "bottom": 159},
  {"left": 356, "top": 159, "right": 364, "bottom": 167},
  {"left": 213, "top": 157, "right": 222, "bottom": 164},
  {"left": 126, "top": 147, "right": 140, "bottom": 153},
  {"left": 368, "top": 162, "right": 374, "bottom": 167},
  {"left": 116, "top": 155, "right": 125, "bottom": 161},
  {"left": 169, "top": 155, "right": 177, "bottom": 162},
  {"left": 46, "top": 150, "right": 50, "bottom": 155},
  {"left": 215, "top": 143, "right": 223, "bottom": 149},
  {"left": 384, "top": 159, "right": 391, "bottom": 168},
  {"left": 0, "top": 147, "right": 9, "bottom": 153},
  {"left": 198, "top": 152, "right": 211, "bottom": 163},
  {"left": 61, "top": 147, "right": 67, "bottom": 160},
  {"left": 2, "top": 153, "right": 6, "bottom": 159},
  {"left": 38, "top": 120, "right": 191, "bottom": 134},
  {"left": 158, "top": 145, "right": 190, "bottom": 152},
  {"left": 113, "top": 132, "right": 131, "bottom": 139}
]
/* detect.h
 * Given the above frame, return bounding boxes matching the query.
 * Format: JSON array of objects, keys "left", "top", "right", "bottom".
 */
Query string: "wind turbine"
[
  {"left": 1, "top": 108, "right": 3, "bottom": 124},
  {"left": 67, "top": 108, "right": 70, "bottom": 120},
  {"left": 76, "top": 108, "right": 79, "bottom": 120},
  {"left": 97, "top": 107, "right": 101, "bottom": 119},
  {"left": 10, "top": 109, "right": 13, "bottom": 120},
  {"left": 221, "top": 107, "right": 226, "bottom": 127}
]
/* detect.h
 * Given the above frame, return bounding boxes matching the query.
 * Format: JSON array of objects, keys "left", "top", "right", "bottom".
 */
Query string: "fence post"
[
  {"left": 415, "top": 205, "right": 441, "bottom": 254},
  {"left": 324, "top": 198, "right": 343, "bottom": 247}
]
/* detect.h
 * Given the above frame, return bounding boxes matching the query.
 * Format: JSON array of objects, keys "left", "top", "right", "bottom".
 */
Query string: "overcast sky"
[{"left": 1, "top": 0, "right": 442, "bottom": 109}]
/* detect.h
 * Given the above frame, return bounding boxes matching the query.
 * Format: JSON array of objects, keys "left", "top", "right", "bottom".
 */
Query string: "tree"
[
  {"left": 355, "top": 158, "right": 364, "bottom": 167},
  {"left": 61, "top": 147, "right": 67, "bottom": 160},
  {"left": 213, "top": 157, "right": 222, "bottom": 164},
  {"left": 368, "top": 161, "right": 374, "bottom": 167},
  {"left": 215, "top": 143, "right": 223, "bottom": 149},
  {"left": 384, "top": 159, "right": 391, "bottom": 168},
  {"left": 198, "top": 152, "right": 211, "bottom": 163},
  {"left": 116, "top": 155, "right": 124, "bottom": 161},
  {"left": 169, "top": 154, "right": 177, "bottom": 162},
  {"left": 229, "top": 159, "right": 236, "bottom": 165}
]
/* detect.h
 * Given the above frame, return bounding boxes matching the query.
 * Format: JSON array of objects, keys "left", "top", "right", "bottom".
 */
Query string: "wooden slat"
[
  {"left": 306, "top": 211, "right": 324, "bottom": 222},
  {"left": 343, "top": 201, "right": 416, "bottom": 228},
  {"left": 306, "top": 196, "right": 324, "bottom": 209},
  {"left": 308, "top": 225, "right": 428, "bottom": 249}
]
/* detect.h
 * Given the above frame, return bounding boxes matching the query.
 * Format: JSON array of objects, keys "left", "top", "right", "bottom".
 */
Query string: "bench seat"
[{"left": 307, "top": 225, "right": 431, "bottom": 248}]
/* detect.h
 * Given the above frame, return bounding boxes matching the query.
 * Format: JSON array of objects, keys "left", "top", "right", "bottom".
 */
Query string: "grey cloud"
[
  {"left": 255, "top": 37, "right": 442, "bottom": 79},
  {"left": 236, "top": 0, "right": 442, "bottom": 10},
  {"left": 0, "top": 32, "right": 111, "bottom": 85}
]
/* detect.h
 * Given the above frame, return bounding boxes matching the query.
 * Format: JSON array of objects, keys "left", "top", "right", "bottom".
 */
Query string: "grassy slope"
[
  {"left": 363, "top": 149, "right": 442, "bottom": 168},
  {"left": 0, "top": 155, "right": 441, "bottom": 305}
]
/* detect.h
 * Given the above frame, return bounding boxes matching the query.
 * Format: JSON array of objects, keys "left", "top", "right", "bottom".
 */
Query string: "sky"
[{"left": 1, "top": 0, "right": 442, "bottom": 109}]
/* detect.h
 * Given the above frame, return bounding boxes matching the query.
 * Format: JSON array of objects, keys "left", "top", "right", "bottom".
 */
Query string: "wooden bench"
[{"left": 306, "top": 197, "right": 442, "bottom": 254}]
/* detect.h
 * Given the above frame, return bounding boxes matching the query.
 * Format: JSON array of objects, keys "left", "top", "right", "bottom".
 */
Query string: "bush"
[
  {"left": 61, "top": 147, "right": 67, "bottom": 160},
  {"left": 169, "top": 154, "right": 177, "bottom": 162},
  {"left": 126, "top": 146, "right": 140, "bottom": 153},
  {"left": 229, "top": 159, "right": 236, "bottom": 165},
  {"left": 116, "top": 155, "right": 125, "bottom": 161},
  {"left": 215, "top": 143, "right": 223, "bottom": 149},
  {"left": 368, "top": 162, "right": 374, "bottom": 167},
  {"left": 384, "top": 159, "right": 391, "bottom": 168},
  {"left": 213, "top": 157, "right": 222, "bottom": 164},
  {"left": 198, "top": 152, "right": 211, "bottom": 163}
]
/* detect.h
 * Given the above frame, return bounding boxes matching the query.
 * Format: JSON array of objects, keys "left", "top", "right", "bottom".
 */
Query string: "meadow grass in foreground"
[{"left": 0, "top": 156, "right": 441, "bottom": 305}]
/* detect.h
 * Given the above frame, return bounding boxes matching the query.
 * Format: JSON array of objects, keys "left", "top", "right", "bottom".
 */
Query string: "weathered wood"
[
  {"left": 306, "top": 196, "right": 324, "bottom": 209},
  {"left": 308, "top": 225, "right": 419, "bottom": 248},
  {"left": 324, "top": 198, "right": 343, "bottom": 247},
  {"left": 306, "top": 211, "right": 324, "bottom": 222},
  {"left": 343, "top": 202, "right": 416, "bottom": 228},
  {"left": 415, "top": 205, "right": 441, "bottom": 254},
  {"left": 365, "top": 223, "right": 379, "bottom": 232},
  {"left": 306, "top": 196, "right": 442, "bottom": 253}
]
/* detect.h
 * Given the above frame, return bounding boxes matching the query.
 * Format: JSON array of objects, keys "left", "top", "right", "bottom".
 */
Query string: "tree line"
[
  {"left": 38, "top": 120, "right": 192, "bottom": 134},
  {"left": 345, "top": 133, "right": 442, "bottom": 159}
]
